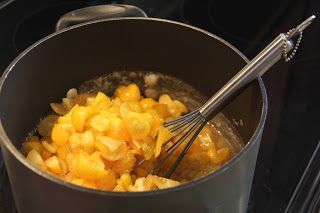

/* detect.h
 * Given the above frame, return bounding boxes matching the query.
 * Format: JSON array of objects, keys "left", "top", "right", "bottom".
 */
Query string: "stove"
[{"left": 1, "top": 0, "right": 320, "bottom": 212}]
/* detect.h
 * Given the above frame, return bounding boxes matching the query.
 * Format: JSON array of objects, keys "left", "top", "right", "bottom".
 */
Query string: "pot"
[{"left": 0, "top": 4, "right": 267, "bottom": 213}]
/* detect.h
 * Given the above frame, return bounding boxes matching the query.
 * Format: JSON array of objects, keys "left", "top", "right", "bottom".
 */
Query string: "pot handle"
[{"left": 55, "top": 4, "right": 147, "bottom": 32}]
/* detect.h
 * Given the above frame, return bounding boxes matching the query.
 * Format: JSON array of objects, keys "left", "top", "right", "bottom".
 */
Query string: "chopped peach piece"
[
  {"left": 27, "top": 149, "right": 46, "bottom": 170},
  {"left": 140, "top": 98, "right": 157, "bottom": 111},
  {"left": 116, "top": 83, "right": 141, "bottom": 102},
  {"left": 91, "top": 92, "right": 110, "bottom": 112},
  {"left": 89, "top": 114, "right": 110, "bottom": 132},
  {"left": 120, "top": 101, "right": 142, "bottom": 118},
  {"left": 71, "top": 151, "right": 108, "bottom": 180},
  {"left": 153, "top": 104, "right": 170, "bottom": 120},
  {"left": 95, "top": 136, "right": 127, "bottom": 161},
  {"left": 56, "top": 144, "right": 71, "bottom": 160},
  {"left": 71, "top": 106, "right": 92, "bottom": 132},
  {"left": 45, "top": 156, "right": 62, "bottom": 174},
  {"left": 96, "top": 170, "right": 117, "bottom": 190},
  {"left": 124, "top": 112, "right": 151, "bottom": 140},
  {"left": 42, "top": 141, "right": 57, "bottom": 154},
  {"left": 155, "top": 127, "right": 173, "bottom": 157},
  {"left": 106, "top": 117, "right": 130, "bottom": 141},
  {"left": 80, "top": 130, "right": 95, "bottom": 154},
  {"left": 51, "top": 124, "right": 69, "bottom": 146}
]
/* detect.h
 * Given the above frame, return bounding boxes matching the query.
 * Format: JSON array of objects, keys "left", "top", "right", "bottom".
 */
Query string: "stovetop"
[{"left": 0, "top": 0, "right": 320, "bottom": 212}]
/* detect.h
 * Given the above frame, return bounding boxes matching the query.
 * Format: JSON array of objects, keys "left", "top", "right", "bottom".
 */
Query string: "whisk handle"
[{"left": 199, "top": 15, "right": 315, "bottom": 120}]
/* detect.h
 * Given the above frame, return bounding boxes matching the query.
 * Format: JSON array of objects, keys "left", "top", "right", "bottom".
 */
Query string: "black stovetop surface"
[{"left": 1, "top": 0, "right": 320, "bottom": 212}]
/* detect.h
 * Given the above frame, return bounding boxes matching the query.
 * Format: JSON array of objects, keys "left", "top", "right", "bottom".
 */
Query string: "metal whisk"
[{"left": 135, "top": 15, "right": 316, "bottom": 177}]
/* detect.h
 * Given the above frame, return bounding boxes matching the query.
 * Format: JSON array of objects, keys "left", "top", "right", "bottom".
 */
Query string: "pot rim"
[{"left": 0, "top": 17, "right": 267, "bottom": 196}]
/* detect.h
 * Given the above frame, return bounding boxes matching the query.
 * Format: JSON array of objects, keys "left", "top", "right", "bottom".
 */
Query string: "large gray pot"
[{"left": 0, "top": 6, "right": 267, "bottom": 213}]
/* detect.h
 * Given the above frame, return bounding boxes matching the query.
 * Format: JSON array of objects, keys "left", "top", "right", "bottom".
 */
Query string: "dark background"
[{"left": 0, "top": 0, "right": 320, "bottom": 212}]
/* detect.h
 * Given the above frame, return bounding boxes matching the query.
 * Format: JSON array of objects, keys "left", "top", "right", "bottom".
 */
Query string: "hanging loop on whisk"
[
  {"left": 282, "top": 15, "right": 315, "bottom": 62},
  {"left": 282, "top": 28, "right": 303, "bottom": 62}
]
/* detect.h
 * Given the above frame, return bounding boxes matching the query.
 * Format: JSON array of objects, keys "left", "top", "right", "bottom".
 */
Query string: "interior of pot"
[{"left": 0, "top": 18, "right": 264, "bottom": 161}]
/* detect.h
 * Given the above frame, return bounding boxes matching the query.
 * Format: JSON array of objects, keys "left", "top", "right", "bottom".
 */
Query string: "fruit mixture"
[{"left": 22, "top": 83, "right": 232, "bottom": 191}]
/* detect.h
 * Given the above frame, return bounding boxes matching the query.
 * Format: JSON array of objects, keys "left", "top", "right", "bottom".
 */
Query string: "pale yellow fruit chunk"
[
  {"left": 155, "top": 126, "right": 173, "bottom": 157},
  {"left": 45, "top": 156, "right": 62, "bottom": 174},
  {"left": 27, "top": 149, "right": 46, "bottom": 170},
  {"left": 124, "top": 112, "right": 151, "bottom": 140}
]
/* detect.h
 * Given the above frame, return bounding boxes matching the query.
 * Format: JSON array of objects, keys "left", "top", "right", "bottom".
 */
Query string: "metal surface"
[
  {"left": 281, "top": 16, "right": 315, "bottom": 62},
  {"left": 200, "top": 35, "right": 287, "bottom": 120},
  {"left": 0, "top": 5, "right": 267, "bottom": 213},
  {"left": 285, "top": 141, "right": 320, "bottom": 212},
  {"left": 55, "top": 4, "right": 147, "bottom": 31},
  {"left": 286, "top": 15, "right": 316, "bottom": 39},
  {"left": 283, "top": 29, "right": 303, "bottom": 62}
]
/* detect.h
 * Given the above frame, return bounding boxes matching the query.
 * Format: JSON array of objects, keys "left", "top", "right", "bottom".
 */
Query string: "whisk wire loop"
[
  {"left": 165, "top": 119, "right": 207, "bottom": 178},
  {"left": 150, "top": 115, "right": 205, "bottom": 174}
]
